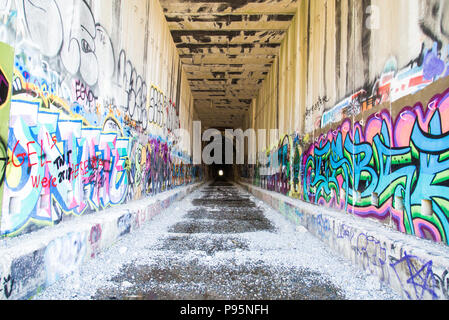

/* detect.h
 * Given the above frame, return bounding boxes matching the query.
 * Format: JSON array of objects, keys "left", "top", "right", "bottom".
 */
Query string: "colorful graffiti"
[
  {"left": 242, "top": 84, "right": 449, "bottom": 246},
  {"left": 0, "top": 91, "right": 199, "bottom": 236},
  {"left": 321, "top": 42, "right": 449, "bottom": 129},
  {"left": 0, "top": 40, "right": 13, "bottom": 221},
  {"left": 0, "top": 1, "right": 202, "bottom": 237},
  {"left": 303, "top": 88, "right": 449, "bottom": 244},
  {"left": 254, "top": 181, "right": 449, "bottom": 300},
  {"left": 1, "top": 96, "right": 130, "bottom": 235},
  {"left": 242, "top": 41, "right": 449, "bottom": 247},
  {"left": 255, "top": 132, "right": 306, "bottom": 199}
]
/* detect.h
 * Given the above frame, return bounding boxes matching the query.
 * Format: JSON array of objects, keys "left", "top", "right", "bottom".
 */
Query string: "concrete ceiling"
[{"left": 159, "top": 0, "right": 298, "bottom": 129}]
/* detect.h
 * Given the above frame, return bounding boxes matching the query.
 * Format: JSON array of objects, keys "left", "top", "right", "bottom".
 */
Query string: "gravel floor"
[{"left": 34, "top": 181, "right": 401, "bottom": 300}]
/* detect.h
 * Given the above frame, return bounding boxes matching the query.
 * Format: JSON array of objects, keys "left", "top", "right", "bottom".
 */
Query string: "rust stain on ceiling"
[{"left": 159, "top": 0, "right": 297, "bottom": 128}]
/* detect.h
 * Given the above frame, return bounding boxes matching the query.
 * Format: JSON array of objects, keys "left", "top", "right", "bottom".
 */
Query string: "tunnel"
[
  {"left": 207, "top": 134, "right": 239, "bottom": 181},
  {"left": 0, "top": 0, "right": 448, "bottom": 302}
]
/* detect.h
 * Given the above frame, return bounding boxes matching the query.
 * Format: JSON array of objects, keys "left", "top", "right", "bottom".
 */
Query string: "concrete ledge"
[
  {"left": 237, "top": 180, "right": 449, "bottom": 300},
  {"left": 0, "top": 182, "right": 205, "bottom": 300}
]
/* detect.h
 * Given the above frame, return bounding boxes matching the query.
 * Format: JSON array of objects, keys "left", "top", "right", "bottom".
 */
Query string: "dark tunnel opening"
[{"left": 206, "top": 133, "right": 238, "bottom": 182}]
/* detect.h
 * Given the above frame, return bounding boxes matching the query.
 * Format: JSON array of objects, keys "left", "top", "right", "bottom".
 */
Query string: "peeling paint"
[{"left": 163, "top": 0, "right": 295, "bottom": 128}]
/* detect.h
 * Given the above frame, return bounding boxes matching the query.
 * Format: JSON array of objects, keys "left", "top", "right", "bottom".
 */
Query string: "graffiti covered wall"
[
  {"left": 243, "top": 77, "right": 449, "bottom": 246},
  {"left": 243, "top": 0, "right": 449, "bottom": 247},
  {"left": 303, "top": 82, "right": 449, "bottom": 244},
  {"left": 248, "top": 0, "right": 449, "bottom": 137},
  {"left": 0, "top": 0, "right": 202, "bottom": 237},
  {"left": 0, "top": 41, "right": 13, "bottom": 227}
]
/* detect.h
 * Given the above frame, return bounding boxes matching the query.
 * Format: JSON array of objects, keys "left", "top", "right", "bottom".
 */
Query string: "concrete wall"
[
  {"left": 0, "top": 181, "right": 204, "bottom": 300},
  {"left": 243, "top": 0, "right": 449, "bottom": 248},
  {"left": 248, "top": 0, "right": 449, "bottom": 137},
  {"left": 239, "top": 180, "right": 449, "bottom": 300},
  {"left": 0, "top": 0, "right": 203, "bottom": 238}
]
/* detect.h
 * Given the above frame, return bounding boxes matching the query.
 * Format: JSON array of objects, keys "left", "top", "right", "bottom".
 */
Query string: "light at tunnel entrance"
[{"left": 218, "top": 170, "right": 224, "bottom": 177}]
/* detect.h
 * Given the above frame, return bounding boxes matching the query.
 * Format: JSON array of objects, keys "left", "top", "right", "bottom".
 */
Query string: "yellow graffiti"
[{"left": 13, "top": 69, "right": 90, "bottom": 127}]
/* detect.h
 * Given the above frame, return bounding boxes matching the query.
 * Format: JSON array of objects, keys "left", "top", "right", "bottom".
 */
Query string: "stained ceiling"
[{"left": 159, "top": 0, "right": 298, "bottom": 129}]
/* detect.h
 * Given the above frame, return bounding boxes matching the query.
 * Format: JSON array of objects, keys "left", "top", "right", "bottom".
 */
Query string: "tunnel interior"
[
  {"left": 0, "top": 0, "right": 447, "bottom": 301},
  {"left": 209, "top": 163, "right": 234, "bottom": 181},
  {"left": 156, "top": 1, "right": 299, "bottom": 186},
  {"left": 158, "top": 0, "right": 297, "bottom": 135},
  {"left": 207, "top": 134, "right": 238, "bottom": 182}
]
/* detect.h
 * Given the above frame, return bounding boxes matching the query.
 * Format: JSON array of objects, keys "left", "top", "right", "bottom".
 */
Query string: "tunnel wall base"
[
  {"left": 0, "top": 182, "right": 205, "bottom": 300},
  {"left": 237, "top": 180, "right": 449, "bottom": 301}
]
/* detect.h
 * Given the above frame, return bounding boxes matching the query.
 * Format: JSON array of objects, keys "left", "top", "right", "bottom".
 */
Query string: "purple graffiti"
[
  {"left": 423, "top": 44, "right": 446, "bottom": 81},
  {"left": 390, "top": 251, "right": 438, "bottom": 300}
]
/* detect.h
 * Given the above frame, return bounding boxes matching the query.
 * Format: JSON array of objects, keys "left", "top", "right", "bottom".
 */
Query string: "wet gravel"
[{"left": 34, "top": 181, "right": 402, "bottom": 300}]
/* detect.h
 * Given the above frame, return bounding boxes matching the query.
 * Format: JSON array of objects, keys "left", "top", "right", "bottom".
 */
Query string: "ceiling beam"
[{"left": 159, "top": 0, "right": 298, "bottom": 15}]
